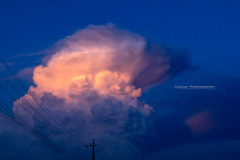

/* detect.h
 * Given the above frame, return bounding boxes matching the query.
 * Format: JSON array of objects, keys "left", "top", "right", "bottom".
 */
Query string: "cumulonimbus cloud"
[{"left": 1, "top": 24, "right": 191, "bottom": 160}]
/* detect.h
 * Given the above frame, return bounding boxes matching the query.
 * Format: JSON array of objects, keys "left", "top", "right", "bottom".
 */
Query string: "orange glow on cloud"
[
  {"left": 13, "top": 24, "right": 174, "bottom": 119},
  {"left": 29, "top": 24, "right": 169, "bottom": 104}
]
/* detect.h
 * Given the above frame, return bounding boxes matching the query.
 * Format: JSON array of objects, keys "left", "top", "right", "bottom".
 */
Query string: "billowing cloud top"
[{"left": 32, "top": 24, "right": 171, "bottom": 101}]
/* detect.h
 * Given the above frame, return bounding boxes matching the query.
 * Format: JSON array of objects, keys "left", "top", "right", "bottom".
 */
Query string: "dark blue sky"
[
  {"left": 0, "top": 0, "right": 240, "bottom": 76},
  {"left": 0, "top": 0, "right": 240, "bottom": 160}
]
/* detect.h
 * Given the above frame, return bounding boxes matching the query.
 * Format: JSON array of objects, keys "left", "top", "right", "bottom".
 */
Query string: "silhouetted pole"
[{"left": 85, "top": 138, "right": 97, "bottom": 160}]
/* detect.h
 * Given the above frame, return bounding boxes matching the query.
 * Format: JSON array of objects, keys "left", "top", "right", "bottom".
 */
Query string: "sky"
[{"left": 0, "top": 0, "right": 240, "bottom": 160}]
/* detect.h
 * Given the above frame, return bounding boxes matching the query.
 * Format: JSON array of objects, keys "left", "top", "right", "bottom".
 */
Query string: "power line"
[
  {"left": 0, "top": 100, "right": 92, "bottom": 160},
  {"left": 0, "top": 83, "right": 57, "bottom": 132},
  {"left": 0, "top": 84, "right": 91, "bottom": 157}
]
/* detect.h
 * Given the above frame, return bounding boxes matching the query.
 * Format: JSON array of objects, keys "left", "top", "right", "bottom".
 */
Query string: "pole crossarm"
[{"left": 85, "top": 139, "right": 97, "bottom": 160}]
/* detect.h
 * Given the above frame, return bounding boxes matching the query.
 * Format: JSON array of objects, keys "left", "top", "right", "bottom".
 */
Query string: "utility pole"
[{"left": 85, "top": 138, "right": 97, "bottom": 160}]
